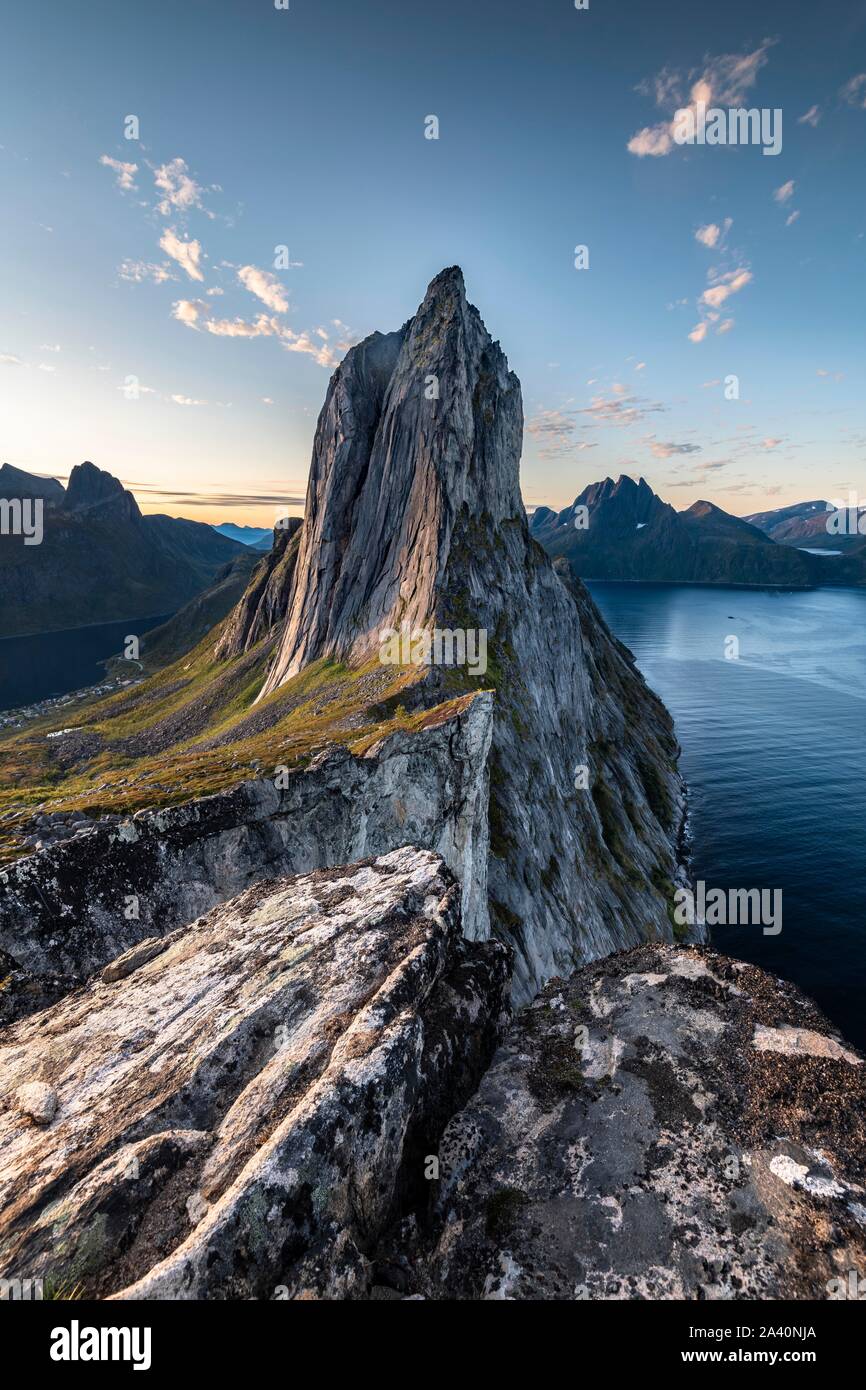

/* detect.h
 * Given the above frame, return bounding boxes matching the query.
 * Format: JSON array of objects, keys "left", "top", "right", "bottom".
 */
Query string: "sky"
[{"left": 1, "top": 0, "right": 865, "bottom": 526}]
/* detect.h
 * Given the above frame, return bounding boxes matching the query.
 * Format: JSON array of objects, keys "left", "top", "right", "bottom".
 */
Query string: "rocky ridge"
[
  {"left": 0, "top": 692, "right": 492, "bottom": 1012},
  {"left": 0, "top": 849, "right": 511, "bottom": 1299}
]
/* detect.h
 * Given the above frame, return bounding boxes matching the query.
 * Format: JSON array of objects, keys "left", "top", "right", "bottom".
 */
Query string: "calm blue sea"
[{"left": 588, "top": 582, "right": 866, "bottom": 1050}]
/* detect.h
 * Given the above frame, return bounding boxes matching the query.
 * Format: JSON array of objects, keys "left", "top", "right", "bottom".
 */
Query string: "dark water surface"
[
  {"left": 587, "top": 582, "right": 866, "bottom": 1050},
  {"left": 0, "top": 614, "right": 171, "bottom": 711}
]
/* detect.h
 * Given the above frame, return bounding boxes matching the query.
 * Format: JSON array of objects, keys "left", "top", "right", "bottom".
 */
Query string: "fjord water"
[
  {"left": 588, "top": 582, "right": 866, "bottom": 1049},
  {"left": 0, "top": 614, "right": 170, "bottom": 712}
]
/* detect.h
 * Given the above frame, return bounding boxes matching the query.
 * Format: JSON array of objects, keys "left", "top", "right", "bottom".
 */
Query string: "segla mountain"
[{"left": 257, "top": 267, "right": 692, "bottom": 1000}]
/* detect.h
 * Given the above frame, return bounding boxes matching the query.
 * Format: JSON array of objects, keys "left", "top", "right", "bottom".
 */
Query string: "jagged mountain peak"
[
  {"left": 570, "top": 472, "right": 670, "bottom": 528},
  {"left": 63, "top": 460, "right": 141, "bottom": 522},
  {"left": 261, "top": 266, "right": 523, "bottom": 691}
]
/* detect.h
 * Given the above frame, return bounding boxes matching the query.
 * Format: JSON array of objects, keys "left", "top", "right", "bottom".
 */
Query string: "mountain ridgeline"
[
  {"left": 529, "top": 474, "right": 866, "bottom": 588},
  {"left": 0, "top": 460, "right": 246, "bottom": 637}
]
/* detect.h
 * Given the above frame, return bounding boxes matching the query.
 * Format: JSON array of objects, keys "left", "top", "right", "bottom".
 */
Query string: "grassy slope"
[{"left": 0, "top": 615, "right": 483, "bottom": 864}]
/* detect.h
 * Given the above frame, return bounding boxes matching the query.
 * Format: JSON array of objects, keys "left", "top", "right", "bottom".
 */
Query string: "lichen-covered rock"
[
  {"left": 410, "top": 944, "right": 866, "bottom": 1300},
  {"left": 0, "top": 693, "right": 491, "bottom": 1002},
  {"left": 0, "top": 848, "right": 511, "bottom": 1300}
]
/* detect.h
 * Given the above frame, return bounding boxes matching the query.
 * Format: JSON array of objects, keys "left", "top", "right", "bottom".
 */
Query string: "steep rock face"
[
  {"left": 259, "top": 269, "right": 690, "bottom": 1002},
  {"left": 410, "top": 944, "right": 866, "bottom": 1300},
  {"left": 0, "top": 693, "right": 492, "bottom": 1003},
  {"left": 261, "top": 273, "right": 524, "bottom": 690},
  {"left": 0, "top": 849, "right": 511, "bottom": 1300},
  {"left": 215, "top": 518, "right": 303, "bottom": 659}
]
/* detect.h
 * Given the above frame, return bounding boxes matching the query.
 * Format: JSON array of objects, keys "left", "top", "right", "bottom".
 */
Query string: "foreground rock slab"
[
  {"left": 412, "top": 943, "right": 866, "bottom": 1300},
  {"left": 0, "top": 848, "right": 510, "bottom": 1299}
]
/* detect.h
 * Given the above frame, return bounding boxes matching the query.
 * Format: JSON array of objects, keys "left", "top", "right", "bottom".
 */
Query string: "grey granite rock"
[{"left": 0, "top": 848, "right": 511, "bottom": 1300}]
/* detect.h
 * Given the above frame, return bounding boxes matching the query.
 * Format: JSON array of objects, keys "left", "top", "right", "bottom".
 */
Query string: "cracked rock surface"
[{"left": 0, "top": 847, "right": 510, "bottom": 1300}]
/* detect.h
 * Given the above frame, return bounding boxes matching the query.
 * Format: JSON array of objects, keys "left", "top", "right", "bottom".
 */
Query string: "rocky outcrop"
[
  {"left": 5, "top": 916, "right": 861, "bottom": 1301},
  {"left": 0, "top": 693, "right": 492, "bottom": 1001},
  {"left": 215, "top": 518, "right": 303, "bottom": 659},
  {"left": 0, "top": 848, "right": 511, "bottom": 1300},
  {"left": 407, "top": 943, "right": 866, "bottom": 1300},
  {"left": 257, "top": 269, "right": 691, "bottom": 1002}
]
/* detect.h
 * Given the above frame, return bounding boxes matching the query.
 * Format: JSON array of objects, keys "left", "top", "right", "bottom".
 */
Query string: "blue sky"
[{"left": 1, "top": 0, "right": 864, "bottom": 524}]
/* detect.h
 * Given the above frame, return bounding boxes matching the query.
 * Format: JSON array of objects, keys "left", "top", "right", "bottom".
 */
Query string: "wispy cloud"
[
  {"left": 773, "top": 180, "right": 796, "bottom": 204},
  {"left": 172, "top": 298, "right": 357, "bottom": 367},
  {"left": 119, "top": 259, "right": 176, "bottom": 284},
  {"left": 647, "top": 439, "right": 702, "bottom": 459},
  {"left": 701, "top": 268, "right": 752, "bottom": 309},
  {"left": 798, "top": 105, "right": 821, "bottom": 127},
  {"left": 695, "top": 219, "right": 732, "bottom": 249},
  {"left": 578, "top": 391, "right": 668, "bottom": 428},
  {"left": 628, "top": 41, "right": 774, "bottom": 157},
  {"left": 129, "top": 483, "right": 306, "bottom": 509},
  {"left": 99, "top": 154, "right": 138, "bottom": 191},
  {"left": 840, "top": 74, "right": 866, "bottom": 109},
  {"left": 689, "top": 265, "right": 751, "bottom": 341},
  {"left": 159, "top": 229, "right": 204, "bottom": 282},
  {"left": 0, "top": 352, "right": 23, "bottom": 365},
  {"left": 237, "top": 265, "right": 289, "bottom": 313},
  {"left": 153, "top": 157, "right": 214, "bottom": 218}
]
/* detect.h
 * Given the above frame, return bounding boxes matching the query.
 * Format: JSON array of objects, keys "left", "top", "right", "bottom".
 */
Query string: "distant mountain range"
[
  {"left": 530, "top": 476, "right": 866, "bottom": 589},
  {"left": 0, "top": 461, "right": 246, "bottom": 637},
  {"left": 742, "top": 499, "right": 866, "bottom": 552},
  {"left": 211, "top": 522, "right": 274, "bottom": 549}
]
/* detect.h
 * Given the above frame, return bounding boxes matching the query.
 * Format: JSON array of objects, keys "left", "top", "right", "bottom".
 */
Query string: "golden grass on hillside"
[{"left": 0, "top": 623, "right": 488, "bottom": 864}]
